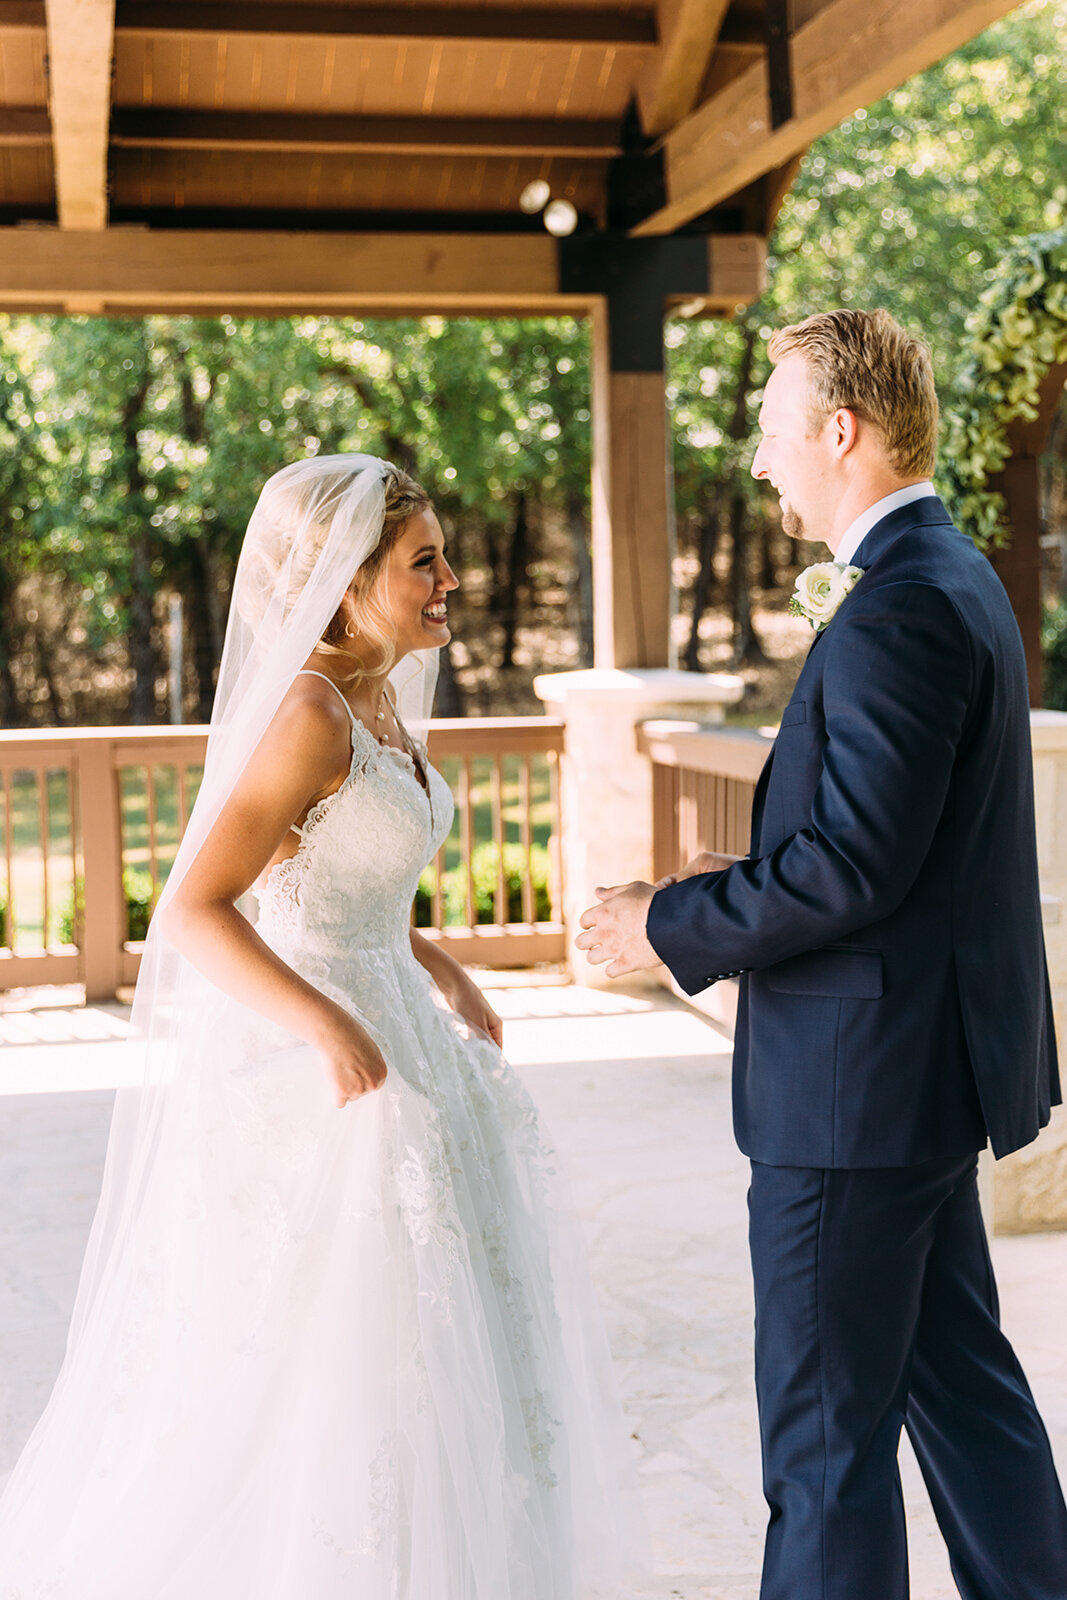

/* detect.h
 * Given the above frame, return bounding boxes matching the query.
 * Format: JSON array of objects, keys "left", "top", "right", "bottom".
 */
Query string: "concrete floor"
[{"left": 2, "top": 981, "right": 1066, "bottom": 1598}]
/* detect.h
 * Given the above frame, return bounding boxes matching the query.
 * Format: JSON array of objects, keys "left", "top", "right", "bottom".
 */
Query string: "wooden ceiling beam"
[
  {"left": 633, "top": 0, "right": 1019, "bottom": 233},
  {"left": 110, "top": 109, "right": 623, "bottom": 160},
  {"left": 0, "top": 1, "right": 46, "bottom": 26},
  {"left": 0, "top": 227, "right": 570, "bottom": 313},
  {"left": 0, "top": 226, "right": 765, "bottom": 315},
  {"left": 45, "top": 0, "right": 115, "bottom": 230},
  {"left": 114, "top": 2, "right": 657, "bottom": 47},
  {"left": 639, "top": 0, "right": 733, "bottom": 139}
]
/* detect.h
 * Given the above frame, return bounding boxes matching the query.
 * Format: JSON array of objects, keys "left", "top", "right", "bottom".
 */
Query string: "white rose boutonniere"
[{"left": 789, "top": 561, "right": 865, "bottom": 632}]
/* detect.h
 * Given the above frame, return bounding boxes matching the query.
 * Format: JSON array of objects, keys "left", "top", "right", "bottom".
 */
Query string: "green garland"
[{"left": 940, "top": 226, "right": 1067, "bottom": 549}]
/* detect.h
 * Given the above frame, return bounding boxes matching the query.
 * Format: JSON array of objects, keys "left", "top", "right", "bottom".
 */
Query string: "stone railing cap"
[
  {"left": 533, "top": 666, "right": 745, "bottom": 707},
  {"left": 1031, "top": 709, "right": 1067, "bottom": 749}
]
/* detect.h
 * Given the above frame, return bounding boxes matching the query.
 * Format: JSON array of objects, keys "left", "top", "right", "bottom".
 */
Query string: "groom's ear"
[{"left": 829, "top": 407, "right": 860, "bottom": 457}]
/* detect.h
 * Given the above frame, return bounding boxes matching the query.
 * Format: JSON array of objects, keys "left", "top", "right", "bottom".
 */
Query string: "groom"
[{"left": 577, "top": 309, "right": 1067, "bottom": 1598}]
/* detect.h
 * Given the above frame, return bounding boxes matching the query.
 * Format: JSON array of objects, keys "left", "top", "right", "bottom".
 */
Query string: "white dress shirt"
[{"left": 834, "top": 481, "right": 936, "bottom": 568}]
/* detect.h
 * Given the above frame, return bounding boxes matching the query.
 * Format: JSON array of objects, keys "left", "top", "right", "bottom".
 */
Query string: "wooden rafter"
[
  {"left": 633, "top": 0, "right": 1019, "bottom": 234},
  {"left": 110, "top": 109, "right": 623, "bottom": 161},
  {"left": 113, "top": 2, "right": 657, "bottom": 46},
  {"left": 45, "top": 0, "right": 115, "bottom": 230},
  {"left": 639, "top": 0, "right": 733, "bottom": 139},
  {"left": 0, "top": 108, "right": 49, "bottom": 143}
]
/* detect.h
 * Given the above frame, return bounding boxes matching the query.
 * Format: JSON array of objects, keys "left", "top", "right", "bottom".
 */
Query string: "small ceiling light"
[
  {"left": 519, "top": 179, "right": 552, "bottom": 214},
  {"left": 543, "top": 198, "right": 578, "bottom": 237}
]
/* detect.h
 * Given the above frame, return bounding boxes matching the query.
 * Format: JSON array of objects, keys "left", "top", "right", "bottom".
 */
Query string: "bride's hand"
[
  {"left": 317, "top": 1011, "right": 388, "bottom": 1108},
  {"left": 655, "top": 850, "right": 742, "bottom": 890},
  {"left": 438, "top": 970, "right": 504, "bottom": 1050}
]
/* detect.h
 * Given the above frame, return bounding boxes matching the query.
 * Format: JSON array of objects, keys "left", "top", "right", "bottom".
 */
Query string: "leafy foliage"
[
  {"left": 2, "top": 1, "right": 1067, "bottom": 715},
  {"left": 1043, "top": 600, "right": 1067, "bottom": 710},
  {"left": 940, "top": 227, "right": 1067, "bottom": 547}
]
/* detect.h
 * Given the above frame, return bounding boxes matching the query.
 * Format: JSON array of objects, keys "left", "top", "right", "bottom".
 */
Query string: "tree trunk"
[
  {"left": 499, "top": 492, "right": 528, "bottom": 670},
  {"left": 0, "top": 570, "right": 23, "bottom": 727},
  {"left": 128, "top": 542, "right": 159, "bottom": 724},
  {"left": 565, "top": 490, "right": 594, "bottom": 667},
  {"left": 684, "top": 501, "right": 725, "bottom": 672},
  {"left": 730, "top": 490, "right": 767, "bottom": 667},
  {"left": 32, "top": 624, "right": 65, "bottom": 725},
  {"left": 726, "top": 324, "right": 766, "bottom": 666},
  {"left": 433, "top": 640, "right": 464, "bottom": 717},
  {"left": 118, "top": 360, "right": 159, "bottom": 725},
  {"left": 758, "top": 516, "right": 778, "bottom": 591},
  {"left": 185, "top": 540, "right": 227, "bottom": 723}
]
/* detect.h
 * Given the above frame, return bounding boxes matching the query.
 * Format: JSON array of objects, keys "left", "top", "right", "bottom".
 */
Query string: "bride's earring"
[{"left": 344, "top": 620, "right": 355, "bottom": 639}]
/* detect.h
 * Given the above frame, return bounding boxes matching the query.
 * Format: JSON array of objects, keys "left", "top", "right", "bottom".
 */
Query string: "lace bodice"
[{"left": 253, "top": 714, "right": 453, "bottom": 968}]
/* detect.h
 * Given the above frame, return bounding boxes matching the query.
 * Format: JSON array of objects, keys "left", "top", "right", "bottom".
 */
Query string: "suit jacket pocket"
[
  {"left": 777, "top": 699, "right": 807, "bottom": 729},
  {"left": 763, "top": 945, "right": 883, "bottom": 999}
]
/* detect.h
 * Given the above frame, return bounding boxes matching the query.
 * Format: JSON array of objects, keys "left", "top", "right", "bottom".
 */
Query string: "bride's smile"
[{"left": 342, "top": 506, "right": 458, "bottom": 662}]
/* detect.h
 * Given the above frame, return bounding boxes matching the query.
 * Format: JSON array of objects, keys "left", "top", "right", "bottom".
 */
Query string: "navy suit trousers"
[{"left": 749, "top": 1157, "right": 1067, "bottom": 1600}]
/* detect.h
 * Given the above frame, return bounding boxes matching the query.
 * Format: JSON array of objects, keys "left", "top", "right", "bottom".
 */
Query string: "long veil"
[{"left": 0, "top": 452, "right": 439, "bottom": 1519}]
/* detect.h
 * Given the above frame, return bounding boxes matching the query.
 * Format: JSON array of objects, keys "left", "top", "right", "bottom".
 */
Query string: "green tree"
[{"left": 669, "top": 0, "right": 1067, "bottom": 669}]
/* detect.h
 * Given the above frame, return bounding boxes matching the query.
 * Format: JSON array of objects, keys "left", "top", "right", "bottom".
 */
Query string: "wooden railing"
[
  {"left": 637, "top": 719, "right": 774, "bottom": 881},
  {"left": 0, "top": 718, "right": 564, "bottom": 1000}
]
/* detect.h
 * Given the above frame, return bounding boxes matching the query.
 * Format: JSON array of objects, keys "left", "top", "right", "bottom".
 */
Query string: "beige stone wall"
[
  {"left": 532, "top": 668, "right": 744, "bottom": 990},
  {"left": 993, "top": 712, "right": 1067, "bottom": 1233}
]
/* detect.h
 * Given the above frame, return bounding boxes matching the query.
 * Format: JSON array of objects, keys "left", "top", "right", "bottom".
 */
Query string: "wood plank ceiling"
[{"left": 0, "top": 0, "right": 1020, "bottom": 314}]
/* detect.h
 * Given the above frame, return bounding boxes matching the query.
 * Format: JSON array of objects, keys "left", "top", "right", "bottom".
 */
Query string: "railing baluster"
[
  {"left": 145, "top": 763, "right": 160, "bottom": 905},
  {"left": 1, "top": 768, "right": 14, "bottom": 950},
  {"left": 177, "top": 763, "right": 190, "bottom": 834},
  {"left": 460, "top": 756, "right": 475, "bottom": 929},
  {"left": 548, "top": 749, "right": 563, "bottom": 924},
  {"left": 432, "top": 840, "right": 445, "bottom": 930},
  {"left": 520, "top": 754, "right": 534, "bottom": 924},
  {"left": 36, "top": 766, "right": 50, "bottom": 949},
  {"left": 492, "top": 755, "right": 506, "bottom": 926}
]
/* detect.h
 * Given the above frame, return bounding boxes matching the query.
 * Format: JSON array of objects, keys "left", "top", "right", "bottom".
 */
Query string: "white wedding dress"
[{"left": 0, "top": 697, "right": 631, "bottom": 1599}]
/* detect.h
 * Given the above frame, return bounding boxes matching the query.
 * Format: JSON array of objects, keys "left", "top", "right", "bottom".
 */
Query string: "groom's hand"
[
  {"left": 575, "top": 881, "right": 660, "bottom": 978},
  {"left": 655, "top": 849, "right": 741, "bottom": 889}
]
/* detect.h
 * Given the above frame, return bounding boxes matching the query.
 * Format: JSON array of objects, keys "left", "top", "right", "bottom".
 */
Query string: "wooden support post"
[
  {"left": 991, "top": 458, "right": 1044, "bottom": 708},
  {"left": 589, "top": 297, "right": 675, "bottom": 669},
  {"left": 990, "top": 363, "right": 1067, "bottom": 709},
  {"left": 565, "top": 237, "right": 723, "bottom": 672},
  {"left": 45, "top": 0, "right": 115, "bottom": 230},
  {"left": 77, "top": 736, "right": 126, "bottom": 1001}
]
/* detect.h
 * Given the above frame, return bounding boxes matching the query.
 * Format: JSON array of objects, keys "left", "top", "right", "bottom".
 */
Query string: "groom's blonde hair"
[{"left": 768, "top": 309, "right": 938, "bottom": 478}]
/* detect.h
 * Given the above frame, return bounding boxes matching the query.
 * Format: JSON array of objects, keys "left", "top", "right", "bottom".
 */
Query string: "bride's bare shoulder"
[{"left": 247, "top": 673, "right": 355, "bottom": 790}]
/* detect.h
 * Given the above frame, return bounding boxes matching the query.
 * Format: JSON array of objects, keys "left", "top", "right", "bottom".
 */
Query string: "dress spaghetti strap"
[
  {"left": 294, "top": 668, "right": 359, "bottom": 724},
  {"left": 288, "top": 671, "right": 361, "bottom": 834}
]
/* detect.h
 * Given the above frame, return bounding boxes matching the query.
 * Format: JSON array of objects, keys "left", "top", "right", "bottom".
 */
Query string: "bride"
[{"left": 0, "top": 455, "right": 633, "bottom": 1599}]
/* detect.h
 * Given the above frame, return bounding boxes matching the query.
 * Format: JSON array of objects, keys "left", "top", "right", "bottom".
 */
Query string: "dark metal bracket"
[{"left": 765, "top": 0, "right": 795, "bottom": 130}]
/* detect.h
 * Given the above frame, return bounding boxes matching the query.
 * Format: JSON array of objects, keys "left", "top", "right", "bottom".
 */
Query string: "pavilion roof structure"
[
  {"left": 0, "top": 0, "right": 1019, "bottom": 317},
  {"left": 0, "top": 0, "right": 1025, "bottom": 678}
]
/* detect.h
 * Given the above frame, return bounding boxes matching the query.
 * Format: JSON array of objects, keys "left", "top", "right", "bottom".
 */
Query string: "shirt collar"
[{"left": 833, "top": 481, "right": 936, "bottom": 568}]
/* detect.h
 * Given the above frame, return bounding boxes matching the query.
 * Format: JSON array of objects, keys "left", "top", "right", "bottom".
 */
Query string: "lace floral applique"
[
  {"left": 521, "top": 1394, "right": 562, "bottom": 1491},
  {"left": 389, "top": 1132, "right": 464, "bottom": 1322},
  {"left": 356, "top": 1431, "right": 401, "bottom": 1558}
]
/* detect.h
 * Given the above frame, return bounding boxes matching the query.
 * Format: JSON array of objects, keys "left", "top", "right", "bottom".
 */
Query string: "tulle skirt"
[{"left": 0, "top": 953, "right": 636, "bottom": 1599}]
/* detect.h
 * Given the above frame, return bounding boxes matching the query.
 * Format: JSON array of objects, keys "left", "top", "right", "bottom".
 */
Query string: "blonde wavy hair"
[
  {"left": 237, "top": 461, "right": 432, "bottom": 687},
  {"left": 319, "top": 467, "right": 431, "bottom": 685},
  {"left": 768, "top": 308, "right": 939, "bottom": 478}
]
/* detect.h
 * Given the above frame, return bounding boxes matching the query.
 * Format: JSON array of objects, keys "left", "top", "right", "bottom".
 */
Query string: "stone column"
[
  {"left": 533, "top": 666, "right": 744, "bottom": 985},
  {"left": 992, "top": 711, "right": 1067, "bottom": 1232}
]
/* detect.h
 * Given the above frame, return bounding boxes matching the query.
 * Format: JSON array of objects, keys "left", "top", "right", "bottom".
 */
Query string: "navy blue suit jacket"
[{"left": 647, "top": 496, "right": 1059, "bottom": 1168}]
